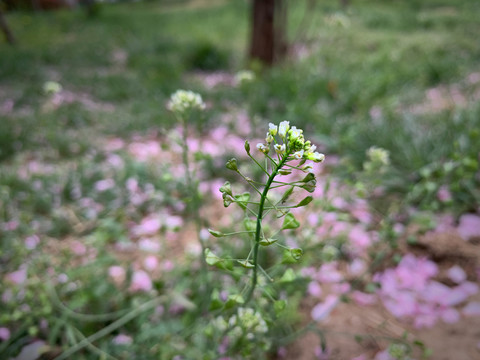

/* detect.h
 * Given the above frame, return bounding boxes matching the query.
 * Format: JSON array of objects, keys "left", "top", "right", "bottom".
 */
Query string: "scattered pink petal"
[
  {"left": 25, "top": 235, "right": 40, "bottom": 250},
  {"left": 351, "top": 355, "right": 367, "bottom": 360},
  {"left": 374, "top": 349, "right": 394, "bottom": 360},
  {"left": 352, "top": 291, "right": 377, "bottom": 306},
  {"left": 132, "top": 216, "right": 162, "bottom": 237},
  {"left": 144, "top": 255, "right": 159, "bottom": 271},
  {"left": 6, "top": 267, "right": 27, "bottom": 285},
  {"left": 437, "top": 186, "right": 452, "bottom": 202},
  {"left": 129, "top": 270, "right": 152, "bottom": 292},
  {"left": 138, "top": 238, "right": 161, "bottom": 252},
  {"left": 447, "top": 265, "right": 467, "bottom": 284},
  {"left": 94, "top": 178, "right": 115, "bottom": 192},
  {"left": 0, "top": 327, "right": 10, "bottom": 341},
  {"left": 108, "top": 266, "right": 126, "bottom": 285},
  {"left": 348, "top": 225, "right": 372, "bottom": 251},
  {"left": 462, "top": 301, "right": 480, "bottom": 316},
  {"left": 457, "top": 213, "right": 480, "bottom": 241},
  {"left": 112, "top": 334, "right": 133, "bottom": 345},
  {"left": 441, "top": 308, "right": 460, "bottom": 323},
  {"left": 308, "top": 281, "right": 322, "bottom": 297},
  {"left": 71, "top": 240, "right": 87, "bottom": 255},
  {"left": 348, "top": 258, "right": 366, "bottom": 276},
  {"left": 311, "top": 295, "right": 339, "bottom": 322}
]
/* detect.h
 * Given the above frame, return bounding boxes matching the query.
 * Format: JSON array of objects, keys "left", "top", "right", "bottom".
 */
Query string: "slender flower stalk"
[
  {"left": 212, "top": 121, "right": 326, "bottom": 304},
  {"left": 246, "top": 155, "right": 288, "bottom": 302},
  {"left": 167, "top": 90, "right": 210, "bottom": 310}
]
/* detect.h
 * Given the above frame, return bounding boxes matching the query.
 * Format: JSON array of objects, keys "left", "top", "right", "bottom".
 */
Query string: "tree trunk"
[
  {"left": 249, "top": 0, "right": 287, "bottom": 66},
  {"left": 0, "top": 8, "right": 15, "bottom": 45}
]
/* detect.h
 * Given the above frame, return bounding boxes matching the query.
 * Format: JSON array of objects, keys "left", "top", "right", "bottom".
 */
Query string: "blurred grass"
[{"left": 0, "top": 0, "right": 479, "bottom": 209}]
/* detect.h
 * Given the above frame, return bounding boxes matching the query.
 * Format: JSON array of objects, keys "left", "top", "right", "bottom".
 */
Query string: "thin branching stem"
[{"left": 245, "top": 155, "right": 288, "bottom": 303}]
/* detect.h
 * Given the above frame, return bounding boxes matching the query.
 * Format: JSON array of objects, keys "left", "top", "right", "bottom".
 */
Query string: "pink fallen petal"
[
  {"left": 462, "top": 301, "right": 480, "bottom": 316},
  {"left": 144, "top": 255, "right": 159, "bottom": 271},
  {"left": 308, "top": 281, "right": 322, "bottom": 297},
  {"left": 352, "top": 291, "right": 377, "bottom": 306},
  {"left": 129, "top": 270, "right": 153, "bottom": 292},
  {"left": 0, "top": 327, "right": 10, "bottom": 341},
  {"left": 437, "top": 186, "right": 452, "bottom": 202},
  {"left": 132, "top": 216, "right": 162, "bottom": 237},
  {"left": 374, "top": 349, "right": 395, "bottom": 360},
  {"left": 441, "top": 308, "right": 460, "bottom": 323},
  {"left": 351, "top": 355, "right": 367, "bottom": 360},
  {"left": 457, "top": 214, "right": 480, "bottom": 241},
  {"left": 6, "top": 267, "right": 27, "bottom": 285},
  {"left": 317, "top": 263, "right": 343, "bottom": 283},
  {"left": 348, "top": 226, "right": 372, "bottom": 251},
  {"left": 112, "top": 334, "right": 133, "bottom": 345},
  {"left": 414, "top": 313, "right": 438, "bottom": 329},
  {"left": 447, "top": 265, "right": 467, "bottom": 284},
  {"left": 94, "top": 178, "right": 115, "bottom": 192},
  {"left": 108, "top": 266, "right": 126, "bottom": 285},
  {"left": 311, "top": 295, "right": 339, "bottom": 322},
  {"left": 348, "top": 258, "right": 366, "bottom": 276}
]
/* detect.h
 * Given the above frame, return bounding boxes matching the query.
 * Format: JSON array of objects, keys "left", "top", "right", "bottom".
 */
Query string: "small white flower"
[
  {"left": 265, "top": 132, "right": 274, "bottom": 143},
  {"left": 256, "top": 143, "right": 269, "bottom": 154},
  {"left": 293, "top": 149, "right": 304, "bottom": 160},
  {"left": 235, "top": 70, "right": 255, "bottom": 85},
  {"left": 43, "top": 81, "right": 62, "bottom": 95},
  {"left": 167, "top": 90, "right": 206, "bottom": 115},
  {"left": 302, "top": 162, "right": 314, "bottom": 173},
  {"left": 306, "top": 144, "right": 317, "bottom": 153},
  {"left": 268, "top": 123, "right": 278, "bottom": 136},
  {"left": 307, "top": 152, "right": 325, "bottom": 163},
  {"left": 274, "top": 144, "right": 286, "bottom": 154},
  {"left": 288, "top": 126, "right": 302, "bottom": 142},
  {"left": 278, "top": 121, "right": 290, "bottom": 140}
]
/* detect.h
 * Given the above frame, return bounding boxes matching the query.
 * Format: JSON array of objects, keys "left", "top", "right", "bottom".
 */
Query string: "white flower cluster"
[
  {"left": 364, "top": 146, "right": 390, "bottom": 173},
  {"left": 235, "top": 70, "right": 255, "bottom": 86},
  {"left": 210, "top": 307, "right": 268, "bottom": 341},
  {"left": 167, "top": 89, "right": 206, "bottom": 115},
  {"left": 228, "top": 307, "right": 268, "bottom": 340},
  {"left": 43, "top": 81, "right": 62, "bottom": 95},
  {"left": 257, "top": 121, "right": 325, "bottom": 164}
]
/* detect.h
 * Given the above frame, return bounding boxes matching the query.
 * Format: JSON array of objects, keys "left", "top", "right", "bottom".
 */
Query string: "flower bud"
[{"left": 244, "top": 140, "right": 251, "bottom": 155}]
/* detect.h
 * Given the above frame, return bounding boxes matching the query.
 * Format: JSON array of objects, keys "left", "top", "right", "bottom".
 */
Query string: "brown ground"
[{"left": 282, "top": 230, "right": 480, "bottom": 360}]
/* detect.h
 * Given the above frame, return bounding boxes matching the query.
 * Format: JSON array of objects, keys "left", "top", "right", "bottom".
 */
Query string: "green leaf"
[
  {"left": 300, "top": 180, "right": 316, "bottom": 193},
  {"left": 204, "top": 248, "right": 232, "bottom": 270},
  {"left": 290, "top": 248, "right": 303, "bottom": 260},
  {"left": 205, "top": 248, "right": 221, "bottom": 266},
  {"left": 225, "top": 294, "right": 245, "bottom": 309},
  {"left": 243, "top": 218, "right": 256, "bottom": 232},
  {"left": 279, "top": 268, "right": 296, "bottom": 282},
  {"left": 295, "top": 196, "right": 313, "bottom": 208},
  {"left": 281, "top": 213, "right": 300, "bottom": 230},
  {"left": 280, "top": 186, "right": 294, "bottom": 204},
  {"left": 236, "top": 260, "right": 254, "bottom": 268},
  {"left": 208, "top": 229, "right": 225, "bottom": 237},
  {"left": 274, "top": 300, "right": 286, "bottom": 315},
  {"left": 234, "top": 192, "right": 250, "bottom": 210},
  {"left": 302, "top": 173, "right": 316, "bottom": 183},
  {"left": 281, "top": 249, "right": 297, "bottom": 264},
  {"left": 209, "top": 290, "right": 223, "bottom": 311},
  {"left": 259, "top": 238, "right": 278, "bottom": 246}
]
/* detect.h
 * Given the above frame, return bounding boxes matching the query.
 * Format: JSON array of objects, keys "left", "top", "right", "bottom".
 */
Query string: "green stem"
[
  {"left": 245, "top": 155, "right": 288, "bottom": 303},
  {"left": 180, "top": 115, "right": 209, "bottom": 311}
]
